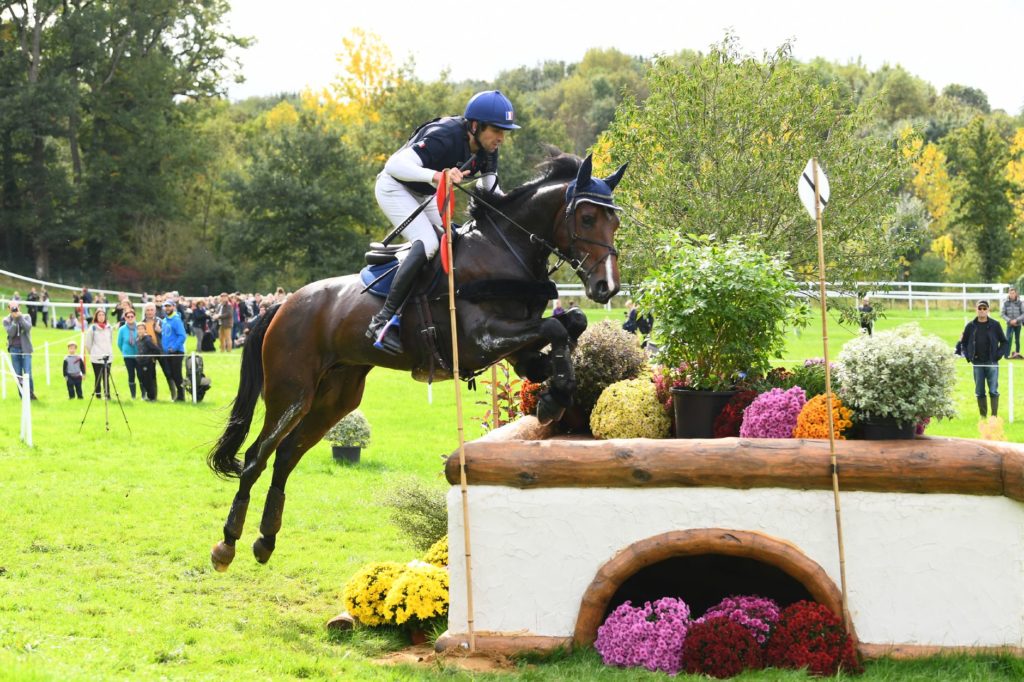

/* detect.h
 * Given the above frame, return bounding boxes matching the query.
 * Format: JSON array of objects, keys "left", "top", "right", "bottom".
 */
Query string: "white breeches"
[{"left": 374, "top": 172, "right": 441, "bottom": 258}]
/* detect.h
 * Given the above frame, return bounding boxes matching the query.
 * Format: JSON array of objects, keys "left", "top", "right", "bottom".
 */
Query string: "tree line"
[{"left": 1, "top": 6, "right": 1021, "bottom": 294}]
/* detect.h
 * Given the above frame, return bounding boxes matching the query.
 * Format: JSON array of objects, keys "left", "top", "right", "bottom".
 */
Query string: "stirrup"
[{"left": 372, "top": 314, "right": 404, "bottom": 355}]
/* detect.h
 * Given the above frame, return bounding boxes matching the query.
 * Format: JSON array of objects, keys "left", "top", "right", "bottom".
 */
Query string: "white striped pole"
[
  {"left": 1009, "top": 362, "right": 1015, "bottom": 424},
  {"left": 191, "top": 352, "right": 198, "bottom": 403},
  {"left": 45, "top": 342, "right": 51, "bottom": 385}
]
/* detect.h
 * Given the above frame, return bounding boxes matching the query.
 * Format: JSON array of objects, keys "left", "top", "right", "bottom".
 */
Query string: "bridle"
[{"left": 453, "top": 181, "right": 618, "bottom": 280}]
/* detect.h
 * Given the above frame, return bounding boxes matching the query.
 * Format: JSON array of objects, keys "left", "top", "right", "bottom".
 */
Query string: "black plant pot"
[
  {"left": 670, "top": 388, "right": 737, "bottom": 439},
  {"left": 332, "top": 445, "right": 361, "bottom": 464},
  {"left": 860, "top": 418, "right": 915, "bottom": 440}
]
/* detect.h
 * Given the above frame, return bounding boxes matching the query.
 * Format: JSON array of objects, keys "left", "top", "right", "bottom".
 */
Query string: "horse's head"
[{"left": 560, "top": 154, "right": 628, "bottom": 304}]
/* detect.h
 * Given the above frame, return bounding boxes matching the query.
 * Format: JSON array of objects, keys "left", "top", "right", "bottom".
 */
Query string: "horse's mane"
[{"left": 468, "top": 151, "right": 581, "bottom": 222}]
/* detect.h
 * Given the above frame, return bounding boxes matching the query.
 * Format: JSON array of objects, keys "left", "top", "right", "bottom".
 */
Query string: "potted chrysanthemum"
[
  {"left": 638, "top": 235, "right": 806, "bottom": 437},
  {"left": 325, "top": 409, "right": 371, "bottom": 463}
]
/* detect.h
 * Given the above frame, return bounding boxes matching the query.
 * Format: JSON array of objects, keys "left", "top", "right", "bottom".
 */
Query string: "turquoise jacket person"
[
  {"left": 161, "top": 308, "right": 186, "bottom": 353},
  {"left": 117, "top": 321, "right": 139, "bottom": 357}
]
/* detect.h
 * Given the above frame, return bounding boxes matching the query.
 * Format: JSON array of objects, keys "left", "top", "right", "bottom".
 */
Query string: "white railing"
[{"left": 556, "top": 280, "right": 1014, "bottom": 313}]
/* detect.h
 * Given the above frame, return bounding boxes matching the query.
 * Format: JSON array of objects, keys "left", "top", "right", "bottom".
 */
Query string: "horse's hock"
[{"left": 438, "top": 419, "right": 1024, "bottom": 659}]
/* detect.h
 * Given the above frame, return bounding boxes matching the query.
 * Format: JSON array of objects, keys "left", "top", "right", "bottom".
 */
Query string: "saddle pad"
[{"left": 359, "top": 261, "right": 400, "bottom": 297}]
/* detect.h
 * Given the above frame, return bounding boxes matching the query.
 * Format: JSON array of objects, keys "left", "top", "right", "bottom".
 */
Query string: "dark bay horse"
[{"left": 207, "top": 152, "right": 627, "bottom": 571}]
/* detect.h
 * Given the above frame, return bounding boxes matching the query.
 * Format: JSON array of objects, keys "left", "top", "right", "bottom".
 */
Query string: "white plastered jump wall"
[{"left": 447, "top": 485, "right": 1024, "bottom": 649}]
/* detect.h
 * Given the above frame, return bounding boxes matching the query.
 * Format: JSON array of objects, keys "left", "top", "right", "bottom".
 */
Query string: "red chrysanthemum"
[
  {"left": 712, "top": 390, "right": 758, "bottom": 437},
  {"left": 764, "top": 601, "right": 862, "bottom": 677},
  {"left": 681, "top": 616, "right": 763, "bottom": 678}
]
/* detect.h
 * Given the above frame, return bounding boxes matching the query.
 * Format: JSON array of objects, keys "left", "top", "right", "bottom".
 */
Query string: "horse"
[{"left": 207, "top": 151, "right": 627, "bottom": 571}]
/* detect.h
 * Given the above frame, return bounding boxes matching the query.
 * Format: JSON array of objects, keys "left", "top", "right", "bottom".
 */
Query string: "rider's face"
[{"left": 474, "top": 125, "right": 506, "bottom": 153}]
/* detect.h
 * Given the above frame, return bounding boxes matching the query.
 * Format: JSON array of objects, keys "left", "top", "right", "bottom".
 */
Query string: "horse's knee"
[
  {"left": 554, "top": 308, "right": 587, "bottom": 342},
  {"left": 513, "top": 352, "right": 549, "bottom": 382}
]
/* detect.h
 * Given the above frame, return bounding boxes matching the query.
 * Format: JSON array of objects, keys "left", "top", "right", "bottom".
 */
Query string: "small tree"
[{"left": 602, "top": 35, "right": 918, "bottom": 296}]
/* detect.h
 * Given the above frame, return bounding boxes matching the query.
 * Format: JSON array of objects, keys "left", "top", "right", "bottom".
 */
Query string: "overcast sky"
[{"left": 224, "top": 0, "right": 1023, "bottom": 114}]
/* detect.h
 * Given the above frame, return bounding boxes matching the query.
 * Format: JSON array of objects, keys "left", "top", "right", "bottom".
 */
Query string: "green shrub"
[
  {"left": 590, "top": 378, "right": 671, "bottom": 439},
  {"left": 380, "top": 478, "right": 447, "bottom": 551},
  {"left": 837, "top": 324, "right": 957, "bottom": 425},
  {"left": 571, "top": 320, "right": 646, "bottom": 417},
  {"left": 325, "top": 409, "right": 371, "bottom": 448}
]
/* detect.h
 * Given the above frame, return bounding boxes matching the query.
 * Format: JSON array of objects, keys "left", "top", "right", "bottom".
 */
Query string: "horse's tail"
[{"left": 207, "top": 304, "right": 281, "bottom": 479}]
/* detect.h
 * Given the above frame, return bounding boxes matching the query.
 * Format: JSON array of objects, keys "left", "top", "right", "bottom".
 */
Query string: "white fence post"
[
  {"left": 963, "top": 284, "right": 968, "bottom": 312},
  {"left": 1010, "top": 362, "right": 1015, "bottom": 425},
  {"left": 907, "top": 281, "right": 913, "bottom": 311},
  {"left": 21, "top": 370, "right": 32, "bottom": 446},
  {"left": 191, "top": 352, "right": 198, "bottom": 403}
]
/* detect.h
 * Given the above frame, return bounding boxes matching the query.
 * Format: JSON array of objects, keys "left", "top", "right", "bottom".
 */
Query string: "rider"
[{"left": 366, "top": 89, "right": 520, "bottom": 355}]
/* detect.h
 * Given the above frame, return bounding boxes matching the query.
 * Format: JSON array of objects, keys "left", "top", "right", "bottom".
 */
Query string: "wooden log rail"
[{"left": 445, "top": 428, "right": 1024, "bottom": 502}]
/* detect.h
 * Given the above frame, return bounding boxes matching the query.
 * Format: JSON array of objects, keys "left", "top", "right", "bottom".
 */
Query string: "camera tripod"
[{"left": 78, "top": 359, "right": 132, "bottom": 434}]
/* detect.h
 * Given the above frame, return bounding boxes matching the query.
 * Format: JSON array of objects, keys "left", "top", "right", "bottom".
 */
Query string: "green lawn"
[{"left": 1, "top": 311, "right": 1022, "bottom": 680}]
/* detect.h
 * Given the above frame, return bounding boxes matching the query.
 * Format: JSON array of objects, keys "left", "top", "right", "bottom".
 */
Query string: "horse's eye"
[{"left": 581, "top": 214, "right": 596, "bottom": 228}]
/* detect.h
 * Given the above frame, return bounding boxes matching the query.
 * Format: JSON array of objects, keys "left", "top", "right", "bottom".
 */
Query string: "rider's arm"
[
  {"left": 384, "top": 147, "right": 438, "bottom": 187},
  {"left": 478, "top": 172, "right": 501, "bottom": 194}
]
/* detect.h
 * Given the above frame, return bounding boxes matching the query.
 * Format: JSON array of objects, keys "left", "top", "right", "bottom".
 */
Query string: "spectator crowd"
[{"left": 4, "top": 285, "right": 290, "bottom": 404}]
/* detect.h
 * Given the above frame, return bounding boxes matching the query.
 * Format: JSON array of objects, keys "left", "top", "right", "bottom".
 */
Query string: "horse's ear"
[
  {"left": 604, "top": 162, "right": 628, "bottom": 192},
  {"left": 575, "top": 154, "right": 594, "bottom": 188}
]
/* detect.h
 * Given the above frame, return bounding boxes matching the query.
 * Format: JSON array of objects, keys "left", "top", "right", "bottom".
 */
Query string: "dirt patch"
[{"left": 373, "top": 644, "right": 518, "bottom": 673}]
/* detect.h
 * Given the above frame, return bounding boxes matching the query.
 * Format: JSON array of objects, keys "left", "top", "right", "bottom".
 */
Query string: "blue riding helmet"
[{"left": 464, "top": 90, "right": 521, "bottom": 130}]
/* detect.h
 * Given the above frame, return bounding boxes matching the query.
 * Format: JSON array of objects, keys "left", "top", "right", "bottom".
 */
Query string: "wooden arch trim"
[{"left": 572, "top": 528, "right": 854, "bottom": 648}]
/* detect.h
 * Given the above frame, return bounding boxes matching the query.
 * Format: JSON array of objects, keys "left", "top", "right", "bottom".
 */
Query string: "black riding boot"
[
  {"left": 990, "top": 395, "right": 999, "bottom": 417},
  {"left": 977, "top": 395, "right": 988, "bottom": 418},
  {"left": 366, "top": 240, "right": 428, "bottom": 355}
]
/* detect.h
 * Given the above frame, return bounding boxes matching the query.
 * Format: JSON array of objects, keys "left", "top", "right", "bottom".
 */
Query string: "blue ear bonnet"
[{"left": 565, "top": 154, "right": 628, "bottom": 212}]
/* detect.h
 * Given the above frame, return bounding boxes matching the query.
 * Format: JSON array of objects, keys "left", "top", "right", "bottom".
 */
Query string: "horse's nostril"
[{"left": 594, "top": 281, "right": 609, "bottom": 297}]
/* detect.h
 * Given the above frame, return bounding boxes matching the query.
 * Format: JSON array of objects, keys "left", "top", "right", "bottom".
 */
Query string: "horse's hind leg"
[
  {"left": 210, "top": 400, "right": 309, "bottom": 572},
  {"left": 252, "top": 365, "right": 371, "bottom": 565}
]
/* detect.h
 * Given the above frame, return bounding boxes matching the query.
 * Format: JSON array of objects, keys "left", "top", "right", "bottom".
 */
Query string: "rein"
[{"left": 453, "top": 182, "right": 617, "bottom": 279}]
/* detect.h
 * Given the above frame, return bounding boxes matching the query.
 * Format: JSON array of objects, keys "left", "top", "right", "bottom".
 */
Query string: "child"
[{"left": 63, "top": 341, "right": 86, "bottom": 399}]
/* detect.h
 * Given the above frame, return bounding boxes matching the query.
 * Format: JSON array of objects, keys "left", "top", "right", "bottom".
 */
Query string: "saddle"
[{"left": 358, "top": 231, "right": 559, "bottom": 381}]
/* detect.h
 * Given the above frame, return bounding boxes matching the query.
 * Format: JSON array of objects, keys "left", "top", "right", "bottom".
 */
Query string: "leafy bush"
[
  {"left": 590, "top": 378, "right": 671, "bottom": 439},
  {"left": 739, "top": 387, "right": 806, "bottom": 438},
  {"left": 638, "top": 237, "right": 805, "bottom": 390},
  {"left": 383, "top": 562, "right": 448, "bottom": 626},
  {"left": 793, "top": 394, "right": 854, "bottom": 439},
  {"left": 341, "top": 561, "right": 404, "bottom": 626},
  {"left": 594, "top": 598, "right": 691, "bottom": 675},
  {"left": 571, "top": 320, "right": 646, "bottom": 417},
  {"left": 681, "top": 616, "right": 763, "bottom": 678},
  {"left": 784, "top": 360, "right": 839, "bottom": 398},
  {"left": 381, "top": 478, "right": 447, "bottom": 551},
  {"left": 764, "top": 600, "right": 862, "bottom": 676},
  {"left": 836, "top": 324, "right": 957, "bottom": 425},
  {"left": 324, "top": 409, "right": 371, "bottom": 448},
  {"left": 422, "top": 535, "right": 447, "bottom": 568}
]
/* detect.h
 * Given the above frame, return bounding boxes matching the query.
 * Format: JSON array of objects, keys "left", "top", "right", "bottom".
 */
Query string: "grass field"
[{"left": 1, "top": 308, "right": 1023, "bottom": 680}]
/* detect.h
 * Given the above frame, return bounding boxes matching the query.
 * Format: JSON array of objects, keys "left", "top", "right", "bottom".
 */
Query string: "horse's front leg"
[
  {"left": 477, "top": 316, "right": 575, "bottom": 424},
  {"left": 510, "top": 307, "right": 588, "bottom": 382}
]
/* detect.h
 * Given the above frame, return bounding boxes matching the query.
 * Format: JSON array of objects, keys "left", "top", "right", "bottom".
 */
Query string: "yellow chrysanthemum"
[
  {"left": 793, "top": 394, "right": 853, "bottom": 439},
  {"left": 341, "top": 561, "right": 404, "bottom": 626},
  {"left": 422, "top": 535, "right": 448, "bottom": 568},
  {"left": 384, "top": 563, "right": 449, "bottom": 625}
]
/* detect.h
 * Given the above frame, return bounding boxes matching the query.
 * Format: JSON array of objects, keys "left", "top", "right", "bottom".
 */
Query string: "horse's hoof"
[
  {"left": 211, "top": 541, "right": 235, "bottom": 572},
  {"left": 536, "top": 394, "right": 565, "bottom": 425},
  {"left": 252, "top": 537, "right": 274, "bottom": 564}
]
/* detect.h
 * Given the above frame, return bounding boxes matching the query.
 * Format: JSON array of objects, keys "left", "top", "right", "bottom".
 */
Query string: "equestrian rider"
[{"left": 367, "top": 90, "right": 520, "bottom": 354}]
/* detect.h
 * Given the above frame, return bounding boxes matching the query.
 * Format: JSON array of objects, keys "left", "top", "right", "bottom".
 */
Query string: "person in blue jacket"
[{"left": 160, "top": 299, "right": 187, "bottom": 401}]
